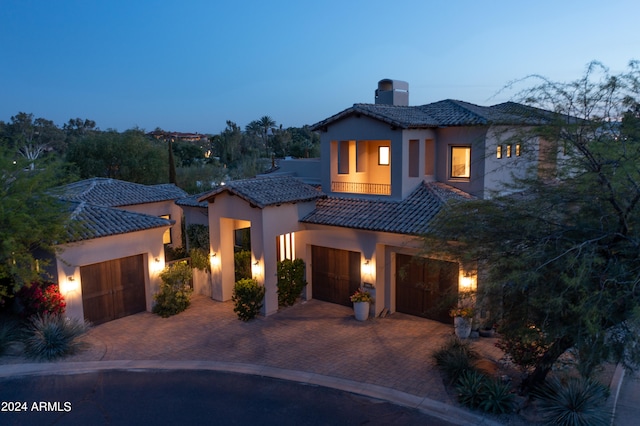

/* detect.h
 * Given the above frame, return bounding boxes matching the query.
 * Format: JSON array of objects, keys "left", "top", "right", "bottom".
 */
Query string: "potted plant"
[
  {"left": 450, "top": 306, "right": 474, "bottom": 339},
  {"left": 350, "top": 288, "right": 373, "bottom": 321}
]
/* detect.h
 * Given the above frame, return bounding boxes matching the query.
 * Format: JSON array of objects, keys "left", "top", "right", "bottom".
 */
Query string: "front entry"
[
  {"left": 311, "top": 246, "right": 361, "bottom": 307},
  {"left": 80, "top": 254, "right": 146, "bottom": 325},
  {"left": 396, "top": 254, "right": 458, "bottom": 323}
]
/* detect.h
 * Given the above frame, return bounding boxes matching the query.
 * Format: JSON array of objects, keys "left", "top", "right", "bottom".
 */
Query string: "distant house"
[
  {"left": 194, "top": 79, "right": 558, "bottom": 321},
  {"left": 51, "top": 178, "right": 187, "bottom": 325}
]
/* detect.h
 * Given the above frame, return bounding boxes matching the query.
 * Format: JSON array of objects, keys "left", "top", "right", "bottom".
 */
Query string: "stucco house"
[
  {"left": 197, "top": 79, "right": 555, "bottom": 322},
  {"left": 51, "top": 178, "right": 187, "bottom": 325}
]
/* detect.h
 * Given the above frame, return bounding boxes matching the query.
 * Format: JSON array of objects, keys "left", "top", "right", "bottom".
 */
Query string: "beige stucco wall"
[
  {"left": 400, "top": 129, "right": 437, "bottom": 198},
  {"left": 119, "top": 200, "right": 184, "bottom": 247},
  {"left": 55, "top": 227, "right": 168, "bottom": 323},
  {"left": 207, "top": 191, "right": 316, "bottom": 316}
]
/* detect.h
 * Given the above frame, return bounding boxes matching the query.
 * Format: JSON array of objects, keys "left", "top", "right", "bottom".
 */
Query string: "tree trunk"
[{"left": 521, "top": 335, "right": 574, "bottom": 393}]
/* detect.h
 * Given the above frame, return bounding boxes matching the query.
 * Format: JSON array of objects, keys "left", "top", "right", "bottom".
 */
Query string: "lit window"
[
  {"left": 450, "top": 146, "right": 471, "bottom": 179},
  {"left": 160, "top": 215, "right": 172, "bottom": 244},
  {"left": 506, "top": 144, "right": 512, "bottom": 158},
  {"left": 496, "top": 145, "right": 502, "bottom": 159},
  {"left": 515, "top": 144, "right": 521, "bottom": 156},
  {"left": 378, "top": 146, "right": 390, "bottom": 165}
]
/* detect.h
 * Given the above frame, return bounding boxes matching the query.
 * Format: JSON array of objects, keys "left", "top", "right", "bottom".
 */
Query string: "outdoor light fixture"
[
  {"left": 67, "top": 276, "right": 75, "bottom": 282},
  {"left": 155, "top": 257, "right": 160, "bottom": 263}
]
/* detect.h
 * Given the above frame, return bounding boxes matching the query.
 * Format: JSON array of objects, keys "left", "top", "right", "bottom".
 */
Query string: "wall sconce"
[
  {"left": 61, "top": 275, "right": 79, "bottom": 295},
  {"left": 460, "top": 273, "right": 476, "bottom": 292},
  {"left": 67, "top": 276, "right": 75, "bottom": 282},
  {"left": 251, "top": 260, "right": 262, "bottom": 279},
  {"left": 362, "top": 259, "right": 371, "bottom": 276},
  {"left": 155, "top": 257, "right": 160, "bottom": 263}
]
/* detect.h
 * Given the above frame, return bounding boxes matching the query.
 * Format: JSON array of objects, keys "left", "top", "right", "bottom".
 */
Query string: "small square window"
[{"left": 378, "top": 146, "right": 390, "bottom": 165}]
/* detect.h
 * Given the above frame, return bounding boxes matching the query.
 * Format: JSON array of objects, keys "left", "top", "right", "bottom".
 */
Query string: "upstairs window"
[
  {"left": 378, "top": 146, "right": 390, "bottom": 165},
  {"left": 450, "top": 146, "right": 471, "bottom": 179},
  {"left": 160, "top": 215, "right": 172, "bottom": 244}
]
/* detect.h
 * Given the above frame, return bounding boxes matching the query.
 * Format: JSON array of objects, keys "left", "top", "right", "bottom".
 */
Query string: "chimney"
[{"left": 375, "top": 79, "right": 409, "bottom": 106}]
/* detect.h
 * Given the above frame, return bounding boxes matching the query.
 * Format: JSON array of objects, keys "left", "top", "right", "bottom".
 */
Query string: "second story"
[{"left": 311, "top": 79, "right": 557, "bottom": 200}]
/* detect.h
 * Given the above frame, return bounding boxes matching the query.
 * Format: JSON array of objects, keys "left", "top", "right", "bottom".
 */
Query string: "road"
[{"left": 0, "top": 370, "right": 456, "bottom": 425}]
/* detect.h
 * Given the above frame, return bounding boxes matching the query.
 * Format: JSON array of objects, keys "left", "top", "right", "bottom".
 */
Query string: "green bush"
[
  {"left": 433, "top": 337, "right": 479, "bottom": 384},
  {"left": 153, "top": 261, "right": 193, "bottom": 318},
  {"left": 234, "top": 250, "right": 252, "bottom": 281},
  {"left": 186, "top": 224, "right": 210, "bottom": 251},
  {"left": 532, "top": 376, "right": 610, "bottom": 426},
  {"left": 277, "top": 258, "right": 307, "bottom": 307},
  {"left": 0, "top": 318, "right": 22, "bottom": 355},
  {"left": 478, "top": 378, "right": 516, "bottom": 414},
  {"left": 456, "top": 369, "right": 486, "bottom": 409},
  {"left": 232, "top": 278, "right": 265, "bottom": 321},
  {"left": 189, "top": 248, "right": 210, "bottom": 271},
  {"left": 23, "top": 314, "right": 89, "bottom": 360}
]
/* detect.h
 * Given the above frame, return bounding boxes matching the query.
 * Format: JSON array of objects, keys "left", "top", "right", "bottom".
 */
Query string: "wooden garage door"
[
  {"left": 312, "top": 246, "right": 361, "bottom": 307},
  {"left": 80, "top": 254, "right": 146, "bottom": 325},
  {"left": 396, "top": 254, "right": 458, "bottom": 324}
]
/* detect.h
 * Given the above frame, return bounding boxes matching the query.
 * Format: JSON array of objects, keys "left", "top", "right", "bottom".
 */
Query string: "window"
[
  {"left": 408, "top": 140, "right": 419, "bottom": 177},
  {"left": 515, "top": 144, "right": 521, "bottom": 156},
  {"left": 160, "top": 215, "right": 172, "bottom": 244},
  {"left": 506, "top": 144, "right": 512, "bottom": 158},
  {"left": 496, "top": 145, "right": 502, "bottom": 159},
  {"left": 424, "top": 139, "right": 435, "bottom": 175},
  {"left": 338, "top": 141, "right": 350, "bottom": 174},
  {"left": 450, "top": 146, "right": 471, "bottom": 179},
  {"left": 378, "top": 146, "right": 390, "bottom": 165}
]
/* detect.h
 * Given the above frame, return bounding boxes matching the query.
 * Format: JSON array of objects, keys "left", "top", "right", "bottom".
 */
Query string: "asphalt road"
[{"left": 0, "top": 370, "right": 456, "bottom": 425}]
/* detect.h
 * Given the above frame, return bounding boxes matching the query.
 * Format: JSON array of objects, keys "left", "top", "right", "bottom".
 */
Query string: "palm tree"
[{"left": 257, "top": 116, "right": 276, "bottom": 157}]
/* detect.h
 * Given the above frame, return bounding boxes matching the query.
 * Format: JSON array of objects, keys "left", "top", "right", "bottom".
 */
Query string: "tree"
[
  {"left": 423, "top": 61, "right": 640, "bottom": 392},
  {"left": 65, "top": 129, "right": 168, "bottom": 184},
  {"left": 0, "top": 148, "right": 72, "bottom": 306},
  {"left": 3, "top": 112, "right": 65, "bottom": 168}
]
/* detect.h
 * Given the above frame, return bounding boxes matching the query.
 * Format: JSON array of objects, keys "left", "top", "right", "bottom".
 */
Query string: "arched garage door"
[
  {"left": 312, "top": 246, "right": 361, "bottom": 307},
  {"left": 80, "top": 254, "right": 146, "bottom": 325},
  {"left": 396, "top": 254, "right": 458, "bottom": 324}
]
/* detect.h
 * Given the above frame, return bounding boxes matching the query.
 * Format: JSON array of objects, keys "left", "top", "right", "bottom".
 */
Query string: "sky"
[{"left": 1, "top": 0, "right": 638, "bottom": 134}]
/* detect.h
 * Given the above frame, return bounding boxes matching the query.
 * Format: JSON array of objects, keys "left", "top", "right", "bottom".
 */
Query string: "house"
[
  {"left": 196, "top": 79, "right": 555, "bottom": 322},
  {"left": 51, "top": 178, "right": 187, "bottom": 325}
]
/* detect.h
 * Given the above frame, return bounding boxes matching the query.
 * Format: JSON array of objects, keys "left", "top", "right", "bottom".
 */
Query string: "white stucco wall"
[
  {"left": 55, "top": 227, "right": 168, "bottom": 323},
  {"left": 119, "top": 200, "right": 184, "bottom": 247}
]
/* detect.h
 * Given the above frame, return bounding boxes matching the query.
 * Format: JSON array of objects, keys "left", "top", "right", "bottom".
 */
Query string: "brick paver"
[{"left": 2, "top": 295, "right": 505, "bottom": 405}]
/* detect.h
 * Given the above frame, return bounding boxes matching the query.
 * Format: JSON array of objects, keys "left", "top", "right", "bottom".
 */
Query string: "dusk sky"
[{"left": 1, "top": 0, "right": 638, "bottom": 134}]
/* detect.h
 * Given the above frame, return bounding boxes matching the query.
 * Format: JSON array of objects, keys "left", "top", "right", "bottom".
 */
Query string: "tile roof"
[
  {"left": 64, "top": 201, "right": 174, "bottom": 242},
  {"left": 52, "top": 178, "right": 187, "bottom": 207},
  {"left": 176, "top": 191, "right": 210, "bottom": 208},
  {"left": 311, "top": 99, "right": 553, "bottom": 131},
  {"left": 198, "top": 175, "right": 325, "bottom": 208},
  {"left": 301, "top": 182, "right": 473, "bottom": 235}
]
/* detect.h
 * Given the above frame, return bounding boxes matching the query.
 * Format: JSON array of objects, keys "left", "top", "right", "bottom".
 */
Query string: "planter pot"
[
  {"left": 353, "top": 301, "right": 370, "bottom": 321},
  {"left": 454, "top": 316, "right": 472, "bottom": 339}
]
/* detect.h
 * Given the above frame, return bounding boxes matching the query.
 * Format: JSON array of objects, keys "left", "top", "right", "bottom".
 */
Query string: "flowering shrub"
[
  {"left": 449, "top": 306, "right": 475, "bottom": 319},
  {"left": 350, "top": 288, "right": 372, "bottom": 303},
  {"left": 495, "top": 323, "right": 549, "bottom": 370},
  {"left": 16, "top": 281, "right": 66, "bottom": 318}
]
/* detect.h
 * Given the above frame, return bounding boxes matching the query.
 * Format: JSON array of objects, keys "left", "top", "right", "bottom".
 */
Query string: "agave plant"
[
  {"left": 478, "top": 378, "right": 516, "bottom": 414},
  {"left": 433, "top": 337, "right": 479, "bottom": 384},
  {"left": 0, "top": 319, "right": 22, "bottom": 356},
  {"left": 532, "top": 376, "right": 610, "bottom": 426},
  {"left": 23, "top": 314, "right": 90, "bottom": 361},
  {"left": 456, "top": 369, "right": 487, "bottom": 409}
]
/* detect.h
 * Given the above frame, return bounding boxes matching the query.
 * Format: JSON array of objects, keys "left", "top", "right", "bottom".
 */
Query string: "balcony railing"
[{"left": 331, "top": 181, "right": 391, "bottom": 195}]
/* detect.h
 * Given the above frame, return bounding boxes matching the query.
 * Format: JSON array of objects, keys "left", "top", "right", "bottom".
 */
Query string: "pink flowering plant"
[
  {"left": 16, "top": 281, "right": 66, "bottom": 318},
  {"left": 350, "top": 287, "right": 373, "bottom": 303}
]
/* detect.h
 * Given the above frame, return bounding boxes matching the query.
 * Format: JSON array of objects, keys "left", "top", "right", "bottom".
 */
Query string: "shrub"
[
  {"left": 0, "top": 318, "right": 22, "bottom": 355},
  {"left": 189, "top": 248, "right": 210, "bottom": 272},
  {"left": 456, "top": 369, "right": 486, "bottom": 409},
  {"left": 186, "top": 224, "right": 210, "bottom": 251},
  {"left": 478, "top": 378, "right": 516, "bottom": 414},
  {"left": 532, "top": 376, "right": 610, "bottom": 426},
  {"left": 23, "top": 314, "right": 89, "bottom": 360},
  {"left": 153, "top": 261, "right": 193, "bottom": 318},
  {"left": 15, "top": 281, "right": 66, "bottom": 318},
  {"left": 433, "top": 337, "right": 479, "bottom": 384},
  {"left": 234, "top": 250, "right": 252, "bottom": 281},
  {"left": 277, "top": 258, "right": 307, "bottom": 307},
  {"left": 232, "top": 278, "right": 265, "bottom": 321},
  {"left": 495, "top": 323, "right": 549, "bottom": 370}
]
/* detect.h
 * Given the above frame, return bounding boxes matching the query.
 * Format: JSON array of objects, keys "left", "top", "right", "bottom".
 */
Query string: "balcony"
[{"left": 331, "top": 181, "right": 391, "bottom": 195}]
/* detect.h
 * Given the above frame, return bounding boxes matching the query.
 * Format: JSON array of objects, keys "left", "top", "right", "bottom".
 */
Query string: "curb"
[
  {"left": 608, "top": 363, "right": 625, "bottom": 426},
  {"left": 0, "top": 360, "right": 501, "bottom": 426}
]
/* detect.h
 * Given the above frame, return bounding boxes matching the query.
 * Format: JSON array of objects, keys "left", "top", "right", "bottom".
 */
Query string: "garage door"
[
  {"left": 80, "top": 254, "right": 146, "bottom": 325},
  {"left": 312, "top": 246, "right": 361, "bottom": 307},
  {"left": 396, "top": 254, "right": 458, "bottom": 324}
]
